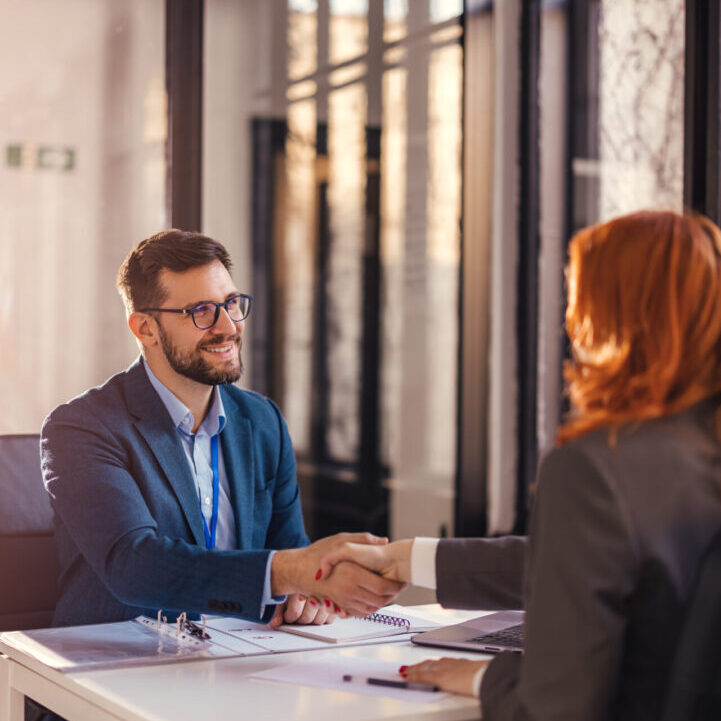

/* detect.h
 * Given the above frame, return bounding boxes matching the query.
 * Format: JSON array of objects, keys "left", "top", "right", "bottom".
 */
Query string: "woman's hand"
[
  {"left": 319, "top": 539, "right": 414, "bottom": 583},
  {"left": 269, "top": 593, "right": 338, "bottom": 627},
  {"left": 400, "top": 657, "right": 491, "bottom": 697}
]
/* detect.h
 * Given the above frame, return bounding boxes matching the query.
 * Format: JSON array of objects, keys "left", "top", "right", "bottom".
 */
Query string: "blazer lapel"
[
  {"left": 219, "top": 388, "right": 255, "bottom": 549},
  {"left": 123, "top": 360, "right": 206, "bottom": 547}
]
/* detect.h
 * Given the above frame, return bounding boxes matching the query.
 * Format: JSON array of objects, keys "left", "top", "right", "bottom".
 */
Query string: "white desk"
[{"left": 0, "top": 606, "right": 486, "bottom": 721}]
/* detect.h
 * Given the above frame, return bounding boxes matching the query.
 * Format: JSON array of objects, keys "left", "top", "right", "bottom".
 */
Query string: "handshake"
[{"left": 269, "top": 534, "right": 414, "bottom": 627}]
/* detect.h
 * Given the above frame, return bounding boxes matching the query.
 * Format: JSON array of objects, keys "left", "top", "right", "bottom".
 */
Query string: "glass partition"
[
  {"left": 536, "top": 0, "right": 685, "bottom": 464},
  {"left": 570, "top": 0, "right": 685, "bottom": 230}
]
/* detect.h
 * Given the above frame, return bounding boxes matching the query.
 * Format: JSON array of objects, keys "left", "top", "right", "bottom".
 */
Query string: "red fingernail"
[
  {"left": 324, "top": 599, "right": 330, "bottom": 608},
  {"left": 399, "top": 666, "right": 408, "bottom": 673},
  {"left": 310, "top": 599, "right": 317, "bottom": 606},
  {"left": 298, "top": 595, "right": 305, "bottom": 601},
  {"left": 335, "top": 604, "right": 341, "bottom": 613},
  {"left": 315, "top": 569, "right": 322, "bottom": 580},
  {"left": 400, "top": 671, "right": 408, "bottom": 678}
]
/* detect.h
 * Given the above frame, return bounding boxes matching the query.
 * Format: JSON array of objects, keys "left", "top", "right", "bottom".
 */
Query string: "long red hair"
[{"left": 557, "top": 210, "right": 721, "bottom": 445}]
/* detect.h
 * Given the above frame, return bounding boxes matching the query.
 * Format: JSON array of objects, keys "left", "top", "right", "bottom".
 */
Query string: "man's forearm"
[
  {"left": 105, "top": 529, "right": 271, "bottom": 619},
  {"left": 270, "top": 547, "right": 304, "bottom": 596}
]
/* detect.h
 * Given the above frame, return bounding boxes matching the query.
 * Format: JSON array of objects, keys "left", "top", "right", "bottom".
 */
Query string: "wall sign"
[{"left": 5, "top": 144, "right": 75, "bottom": 172}]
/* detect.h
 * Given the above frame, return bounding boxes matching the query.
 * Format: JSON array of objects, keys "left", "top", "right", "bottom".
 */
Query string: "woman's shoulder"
[
  {"left": 541, "top": 398, "right": 721, "bottom": 500},
  {"left": 536, "top": 434, "right": 610, "bottom": 504},
  {"left": 540, "top": 429, "right": 608, "bottom": 475},
  {"left": 554, "top": 398, "right": 719, "bottom": 459}
]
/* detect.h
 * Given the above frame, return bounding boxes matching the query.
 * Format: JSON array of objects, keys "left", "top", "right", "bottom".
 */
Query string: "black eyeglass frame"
[{"left": 139, "top": 292, "right": 253, "bottom": 330}]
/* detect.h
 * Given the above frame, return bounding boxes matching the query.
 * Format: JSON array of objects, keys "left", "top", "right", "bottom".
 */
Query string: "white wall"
[{"left": 0, "top": 0, "right": 166, "bottom": 433}]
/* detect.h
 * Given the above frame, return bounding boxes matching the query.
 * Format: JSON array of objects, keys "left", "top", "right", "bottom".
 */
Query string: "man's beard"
[{"left": 157, "top": 324, "right": 243, "bottom": 386}]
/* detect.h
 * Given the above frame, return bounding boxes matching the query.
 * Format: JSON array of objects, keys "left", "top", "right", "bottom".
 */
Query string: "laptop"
[{"left": 411, "top": 610, "right": 524, "bottom": 654}]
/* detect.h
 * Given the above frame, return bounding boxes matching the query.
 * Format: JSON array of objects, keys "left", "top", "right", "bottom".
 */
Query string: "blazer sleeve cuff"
[
  {"left": 410, "top": 537, "right": 440, "bottom": 589},
  {"left": 472, "top": 664, "right": 488, "bottom": 697},
  {"left": 259, "top": 550, "right": 286, "bottom": 620},
  {"left": 480, "top": 652, "right": 522, "bottom": 716}
]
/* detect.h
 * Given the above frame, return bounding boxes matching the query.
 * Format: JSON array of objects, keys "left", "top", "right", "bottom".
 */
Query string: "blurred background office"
[{"left": 1, "top": 0, "right": 710, "bottom": 601}]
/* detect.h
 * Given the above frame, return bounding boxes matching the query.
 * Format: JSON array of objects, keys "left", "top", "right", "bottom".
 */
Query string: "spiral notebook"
[{"left": 278, "top": 607, "right": 438, "bottom": 643}]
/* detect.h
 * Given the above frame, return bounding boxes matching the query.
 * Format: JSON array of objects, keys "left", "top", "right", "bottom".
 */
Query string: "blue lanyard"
[{"left": 199, "top": 435, "right": 220, "bottom": 550}]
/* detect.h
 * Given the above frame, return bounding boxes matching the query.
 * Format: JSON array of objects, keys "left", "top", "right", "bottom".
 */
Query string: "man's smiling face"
[{"left": 153, "top": 260, "right": 244, "bottom": 386}]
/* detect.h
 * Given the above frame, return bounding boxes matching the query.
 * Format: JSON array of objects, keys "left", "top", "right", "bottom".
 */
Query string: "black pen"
[{"left": 342, "top": 674, "right": 439, "bottom": 692}]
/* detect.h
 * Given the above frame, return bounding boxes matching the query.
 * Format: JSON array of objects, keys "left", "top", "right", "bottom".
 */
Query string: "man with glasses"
[{"left": 40, "top": 229, "right": 402, "bottom": 629}]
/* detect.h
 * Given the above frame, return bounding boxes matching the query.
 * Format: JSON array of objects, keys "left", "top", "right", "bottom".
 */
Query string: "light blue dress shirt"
[{"left": 143, "top": 360, "right": 281, "bottom": 613}]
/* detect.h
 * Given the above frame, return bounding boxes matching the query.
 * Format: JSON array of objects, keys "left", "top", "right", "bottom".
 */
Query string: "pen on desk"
[{"left": 342, "top": 674, "right": 439, "bottom": 692}]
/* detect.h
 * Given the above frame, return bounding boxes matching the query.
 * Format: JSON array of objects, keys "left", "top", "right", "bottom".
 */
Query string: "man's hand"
[
  {"left": 318, "top": 539, "right": 414, "bottom": 583},
  {"left": 269, "top": 593, "right": 337, "bottom": 627},
  {"left": 271, "top": 533, "right": 406, "bottom": 617}
]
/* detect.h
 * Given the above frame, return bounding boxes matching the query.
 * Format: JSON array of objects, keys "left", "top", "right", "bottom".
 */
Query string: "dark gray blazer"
[
  {"left": 437, "top": 397, "right": 721, "bottom": 721},
  {"left": 41, "top": 359, "right": 309, "bottom": 627}
]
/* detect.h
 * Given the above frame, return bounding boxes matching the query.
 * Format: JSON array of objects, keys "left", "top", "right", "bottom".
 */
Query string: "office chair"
[
  {"left": 0, "top": 434, "right": 60, "bottom": 631},
  {"left": 661, "top": 528, "right": 721, "bottom": 721}
]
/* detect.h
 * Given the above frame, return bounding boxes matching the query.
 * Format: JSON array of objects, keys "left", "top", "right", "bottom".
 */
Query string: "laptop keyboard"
[{"left": 469, "top": 624, "right": 524, "bottom": 648}]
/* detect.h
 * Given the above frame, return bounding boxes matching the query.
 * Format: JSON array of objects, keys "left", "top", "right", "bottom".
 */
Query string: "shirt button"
[
  {"left": 204, "top": 497, "right": 211, "bottom": 506},
  {"left": 182, "top": 417, "right": 190, "bottom": 424}
]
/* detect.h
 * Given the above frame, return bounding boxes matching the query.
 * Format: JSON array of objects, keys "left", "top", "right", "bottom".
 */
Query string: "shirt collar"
[{"left": 143, "top": 358, "right": 227, "bottom": 437}]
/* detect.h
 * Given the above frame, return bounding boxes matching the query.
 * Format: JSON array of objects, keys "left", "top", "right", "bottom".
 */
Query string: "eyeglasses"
[{"left": 139, "top": 293, "right": 252, "bottom": 330}]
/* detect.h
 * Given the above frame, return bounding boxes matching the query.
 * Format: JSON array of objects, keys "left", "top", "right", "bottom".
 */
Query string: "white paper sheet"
[{"left": 250, "top": 657, "right": 449, "bottom": 703}]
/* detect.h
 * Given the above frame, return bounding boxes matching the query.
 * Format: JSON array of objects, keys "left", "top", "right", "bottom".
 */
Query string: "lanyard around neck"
[{"left": 199, "top": 435, "right": 220, "bottom": 550}]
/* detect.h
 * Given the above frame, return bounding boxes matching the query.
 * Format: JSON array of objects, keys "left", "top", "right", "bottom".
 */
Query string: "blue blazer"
[{"left": 41, "top": 359, "right": 309, "bottom": 627}]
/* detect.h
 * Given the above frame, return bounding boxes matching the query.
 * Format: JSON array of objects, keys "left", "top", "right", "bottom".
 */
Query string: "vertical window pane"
[
  {"left": 0, "top": 0, "right": 166, "bottom": 434},
  {"left": 330, "top": 0, "right": 369, "bottom": 66},
  {"left": 426, "top": 43, "right": 462, "bottom": 477},
  {"left": 288, "top": 0, "right": 318, "bottom": 79},
  {"left": 382, "top": 3, "right": 462, "bottom": 539},
  {"left": 597, "top": 0, "right": 684, "bottom": 218},
  {"left": 282, "top": 100, "right": 317, "bottom": 454},
  {"left": 384, "top": 0, "right": 408, "bottom": 42},
  {"left": 572, "top": 0, "right": 685, "bottom": 228},
  {"left": 324, "top": 83, "right": 367, "bottom": 460},
  {"left": 537, "top": 1, "right": 568, "bottom": 454},
  {"left": 379, "top": 66, "right": 407, "bottom": 474},
  {"left": 540, "top": 0, "right": 685, "bottom": 463},
  {"left": 430, "top": 0, "right": 463, "bottom": 24}
]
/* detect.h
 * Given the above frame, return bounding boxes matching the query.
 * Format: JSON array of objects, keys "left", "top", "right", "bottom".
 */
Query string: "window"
[{"left": 204, "top": 0, "right": 463, "bottom": 540}]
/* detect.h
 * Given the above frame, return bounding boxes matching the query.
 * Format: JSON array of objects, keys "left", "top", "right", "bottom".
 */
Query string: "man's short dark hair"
[{"left": 117, "top": 229, "right": 232, "bottom": 314}]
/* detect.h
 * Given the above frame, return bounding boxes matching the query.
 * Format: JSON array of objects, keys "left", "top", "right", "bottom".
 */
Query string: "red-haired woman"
[{"left": 333, "top": 210, "right": 721, "bottom": 720}]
